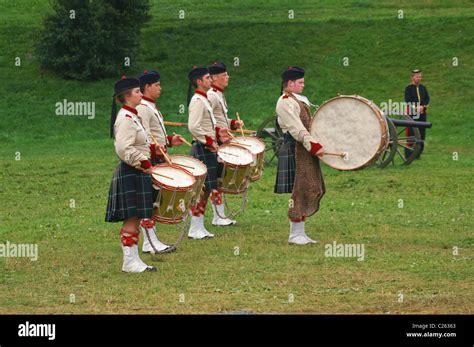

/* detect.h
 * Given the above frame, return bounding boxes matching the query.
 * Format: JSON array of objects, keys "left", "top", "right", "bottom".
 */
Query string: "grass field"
[{"left": 0, "top": 0, "right": 473, "bottom": 314}]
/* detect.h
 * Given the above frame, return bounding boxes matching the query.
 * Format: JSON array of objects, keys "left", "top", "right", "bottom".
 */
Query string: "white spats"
[
  {"left": 122, "top": 245, "right": 156, "bottom": 272},
  {"left": 141, "top": 226, "right": 171, "bottom": 253},
  {"left": 211, "top": 203, "right": 236, "bottom": 226},
  {"left": 288, "top": 221, "right": 318, "bottom": 245},
  {"left": 188, "top": 215, "right": 215, "bottom": 239}
]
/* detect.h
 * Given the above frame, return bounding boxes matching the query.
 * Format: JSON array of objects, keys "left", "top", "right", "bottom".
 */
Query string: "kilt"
[
  {"left": 105, "top": 161, "right": 154, "bottom": 222},
  {"left": 274, "top": 133, "right": 296, "bottom": 194},
  {"left": 190, "top": 141, "right": 221, "bottom": 191}
]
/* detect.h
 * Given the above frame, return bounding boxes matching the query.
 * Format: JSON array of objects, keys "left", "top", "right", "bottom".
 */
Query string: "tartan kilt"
[
  {"left": 274, "top": 133, "right": 296, "bottom": 194},
  {"left": 105, "top": 161, "right": 154, "bottom": 222},
  {"left": 190, "top": 141, "right": 221, "bottom": 191}
]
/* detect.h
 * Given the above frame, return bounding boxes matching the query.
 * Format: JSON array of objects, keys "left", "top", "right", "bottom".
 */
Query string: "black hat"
[
  {"left": 188, "top": 65, "right": 209, "bottom": 81},
  {"left": 114, "top": 76, "right": 140, "bottom": 96},
  {"left": 282, "top": 66, "right": 305, "bottom": 81},
  {"left": 208, "top": 61, "right": 227, "bottom": 75},
  {"left": 187, "top": 65, "right": 209, "bottom": 106},
  {"left": 111, "top": 76, "right": 139, "bottom": 138},
  {"left": 139, "top": 70, "right": 160, "bottom": 89},
  {"left": 411, "top": 69, "right": 422, "bottom": 74}
]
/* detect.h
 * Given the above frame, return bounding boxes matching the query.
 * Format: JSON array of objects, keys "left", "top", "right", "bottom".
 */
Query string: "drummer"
[
  {"left": 274, "top": 66, "right": 325, "bottom": 245},
  {"left": 105, "top": 76, "right": 156, "bottom": 272},
  {"left": 207, "top": 61, "right": 244, "bottom": 226},
  {"left": 186, "top": 65, "right": 231, "bottom": 239},
  {"left": 136, "top": 69, "right": 186, "bottom": 254}
]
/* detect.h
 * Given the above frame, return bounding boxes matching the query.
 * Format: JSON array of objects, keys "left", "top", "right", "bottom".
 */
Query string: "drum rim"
[
  {"left": 312, "top": 95, "right": 389, "bottom": 171},
  {"left": 151, "top": 163, "right": 196, "bottom": 191},
  {"left": 231, "top": 136, "right": 266, "bottom": 153},
  {"left": 168, "top": 154, "right": 208, "bottom": 176},
  {"left": 217, "top": 143, "right": 254, "bottom": 166}
]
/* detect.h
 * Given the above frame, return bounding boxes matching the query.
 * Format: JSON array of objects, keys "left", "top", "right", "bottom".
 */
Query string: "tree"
[{"left": 37, "top": 0, "right": 151, "bottom": 80}]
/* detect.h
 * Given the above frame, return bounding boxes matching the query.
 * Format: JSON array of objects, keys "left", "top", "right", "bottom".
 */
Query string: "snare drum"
[
  {"left": 151, "top": 164, "right": 195, "bottom": 224},
  {"left": 217, "top": 144, "right": 254, "bottom": 194},
  {"left": 231, "top": 136, "right": 265, "bottom": 182},
  {"left": 169, "top": 155, "right": 207, "bottom": 206},
  {"left": 310, "top": 95, "right": 389, "bottom": 171}
]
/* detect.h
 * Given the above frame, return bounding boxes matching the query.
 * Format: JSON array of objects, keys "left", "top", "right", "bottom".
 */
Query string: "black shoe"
[{"left": 145, "top": 266, "right": 157, "bottom": 272}]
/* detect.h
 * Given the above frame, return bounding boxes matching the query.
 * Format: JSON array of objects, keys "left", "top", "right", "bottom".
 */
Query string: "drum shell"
[
  {"left": 249, "top": 151, "right": 265, "bottom": 182},
  {"left": 151, "top": 164, "right": 195, "bottom": 224},
  {"left": 232, "top": 137, "right": 265, "bottom": 182},
  {"left": 217, "top": 144, "right": 253, "bottom": 194},
  {"left": 168, "top": 155, "right": 207, "bottom": 207},
  {"left": 218, "top": 164, "right": 251, "bottom": 194},
  {"left": 190, "top": 175, "right": 206, "bottom": 205},
  {"left": 153, "top": 188, "right": 194, "bottom": 224}
]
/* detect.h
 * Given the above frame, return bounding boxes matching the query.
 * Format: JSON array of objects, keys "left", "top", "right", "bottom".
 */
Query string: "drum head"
[
  {"left": 170, "top": 155, "right": 207, "bottom": 177},
  {"left": 152, "top": 164, "right": 195, "bottom": 189},
  {"left": 232, "top": 136, "right": 265, "bottom": 155},
  {"left": 218, "top": 144, "right": 254, "bottom": 166},
  {"left": 310, "top": 95, "right": 388, "bottom": 170}
]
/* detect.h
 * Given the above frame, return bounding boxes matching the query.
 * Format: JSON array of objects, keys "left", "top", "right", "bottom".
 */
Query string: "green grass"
[{"left": 0, "top": 0, "right": 473, "bottom": 313}]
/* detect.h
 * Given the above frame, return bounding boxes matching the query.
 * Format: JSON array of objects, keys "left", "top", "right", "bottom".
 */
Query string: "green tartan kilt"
[
  {"left": 190, "top": 141, "right": 221, "bottom": 192},
  {"left": 105, "top": 161, "right": 154, "bottom": 223},
  {"left": 274, "top": 133, "right": 296, "bottom": 194}
]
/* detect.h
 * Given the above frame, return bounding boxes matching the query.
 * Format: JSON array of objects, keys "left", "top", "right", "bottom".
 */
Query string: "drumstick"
[
  {"left": 149, "top": 133, "right": 175, "bottom": 162},
  {"left": 229, "top": 129, "right": 256, "bottom": 134},
  {"left": 149, "top": 133, "right": 159, "bottom": 145},
  {"left": 175, "top": 163, "right": 195, "bottom": 170},
  {"left": 172, "top": 132, "right": 192, "bottom": 147},
  {"left": 165, "top": 119, "right": 256, "bottom": 134},
  {"left": 150, "top": 133, "right": 190, "bottom": 166},
  {"left": 235, "top": 112, "right": 245, "bottom": 137},
  {"left": 158, "top": 147, "right": 173, "bottom": 165},
  {"left": 137, "top": 167, "right": 174, "bottom": 180},
  {"left": 324, "top": 151, "right": 348, "bottom": 159},
  {"left": 219, "top": 151, "right": 239, "bottom": 157},
  {"left": 153, "top": 173, "right": 174, "bottom": 180},
  {"left": 229, "top": 142, "right": 251, "bottom": 150},
  {"left": 149, "top": 133, "right": 172, "bottom": 164},
  {"left": 231, "top": 141, "right": 252, "bottom": 148}
]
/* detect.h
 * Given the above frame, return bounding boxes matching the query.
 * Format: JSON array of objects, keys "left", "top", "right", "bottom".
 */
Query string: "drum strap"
[
  {"left": 194, "top": 94, "right": 217, "bottom": 129},
  {"left": 126, "top": 112, "right": 151, "bottom": 144},
  {"left": 292, "top": 93, "right": 315, "bottom": 107},
  {"left": 141, "top": 100, "right": 168, "bottom": 140},
  {"left": 208, "top": 89, "right": 230, "bottom": 127}
]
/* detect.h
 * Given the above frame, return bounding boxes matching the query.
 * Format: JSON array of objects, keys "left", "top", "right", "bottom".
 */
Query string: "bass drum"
[{"left": 310, "top": 95, "right": 389, "bottom": 170}]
